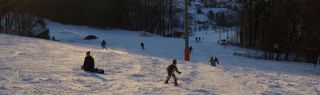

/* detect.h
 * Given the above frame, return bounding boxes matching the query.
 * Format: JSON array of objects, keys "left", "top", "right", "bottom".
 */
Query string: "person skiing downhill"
[
  {"left": 214, "top": 56, "right": 219, "bottom": 65},
  {"left": 165, "top": 59, "right": 182, "bottom": 86},
  {"left": 101, "top": 40, "right": 107, "bottom": 49},
  {"left": 210, "top": 57, "right": 216, "bottom": 67},
  {"left": 210, "top": 56, "right": 219, "bottom": 67},
  {"left": 141, "top": 42, "right": 145, "bottom": 50}
]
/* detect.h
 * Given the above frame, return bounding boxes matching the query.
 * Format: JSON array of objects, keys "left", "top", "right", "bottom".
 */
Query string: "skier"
[
  {"left": 210, "top": 56, "right": 216, "bottom": 67},
  {"left": 141, "top": 42, "right": 145, "bottom": 50},
  {"left": 81, "top": 51, "right": 104, "bottom": 74},
  {"left": 101, "top": 40, "right": 107, "bottom": 49},
  {"left": 189, "top": 46, "right": 193, "bottom": 53},
  {"left": 317, "top": 56, "right": 320, "bottom": 65},
  {"left": 195, "top": 37, "right": 198, "bottom": 42},
  {"left": 315, "top": 56, "right": 320, "bottom": 67},
  {"left": 210, "top": 56, "right": 219, "bottom": 67},
  {"left": 52, "top": 36, "right": 56, "bottom": 41},
  {"left": 165, "top": 59, "right": 182, "bottom": 86},
  {"left": 214, "top": 56, "right": 219, "bottom": 65}
]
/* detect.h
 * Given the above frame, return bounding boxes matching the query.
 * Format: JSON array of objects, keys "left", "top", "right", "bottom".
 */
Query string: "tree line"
[
  {"left": 0, "top": 0, "right": 40, "bottom": 37},
  {"left": 24, "top": 0, "right": 181, "bottom": 37},
  {"left": 124, "top": 0, "right": 180, "bottom": 36},
  {"left": 238, "top": 0, "right": 320, "bottom": 63}
]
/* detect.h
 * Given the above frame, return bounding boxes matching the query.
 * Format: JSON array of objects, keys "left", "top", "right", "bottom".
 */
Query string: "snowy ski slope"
[{"left": 0, "top": 21, "right": 319, "bottom": 94}]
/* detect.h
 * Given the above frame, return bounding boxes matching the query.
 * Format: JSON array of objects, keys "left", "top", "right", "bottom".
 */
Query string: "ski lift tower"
[{"left": 184, "top": 0, "right": 190, "bottom": 61}]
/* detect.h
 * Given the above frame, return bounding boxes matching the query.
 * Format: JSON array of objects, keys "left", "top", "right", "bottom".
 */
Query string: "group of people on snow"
[
  {"left": 100, "top": 40, "right": 145, "bottom": 50},
  {"left": 195, "top": 37, "right": 202, "bottom": 43},
  {"left": 81, "top": 51, "right": 219, "bottom": 86},
  {"left": 81, "top": 39, "right": 220, "bottom": 86}
]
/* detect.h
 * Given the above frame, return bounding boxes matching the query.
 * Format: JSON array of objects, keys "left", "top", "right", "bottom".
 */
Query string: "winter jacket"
[
  {"left": 167, "top": 64, "right": 181, "bottom": 75},
  {"left": 101, "top": 41, "right": 106, "bottom": 46},
  {"left": 210, "top": 59, "right": 215, "bottom": 66},
  {"left": 83, "top": 56, "right": 95, "bottom": 71}
]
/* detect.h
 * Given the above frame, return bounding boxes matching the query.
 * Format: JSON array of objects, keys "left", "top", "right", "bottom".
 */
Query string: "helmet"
[{"left": 173, "top": 59, "right": 177, "bottom": 64}]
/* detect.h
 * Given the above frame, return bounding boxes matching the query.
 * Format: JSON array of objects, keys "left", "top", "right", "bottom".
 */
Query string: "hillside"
[{"left": 0, "top": 21, "right": 319, "bottom": 94}]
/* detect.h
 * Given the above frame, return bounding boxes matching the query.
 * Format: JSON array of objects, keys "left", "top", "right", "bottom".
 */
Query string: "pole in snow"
[{"left": 184, "top": 0, "right": 190, "bottom": 61}]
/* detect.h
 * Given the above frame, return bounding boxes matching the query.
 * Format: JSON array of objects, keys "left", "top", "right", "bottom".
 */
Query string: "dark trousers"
[
  {"left": 211, "top": 62, "right": 216, "bottom": 67},
  {"left": 102, "top": 45, "right": 106, "bottom": 49},
  {"left": 165, "top": 73, "right": 178, "bottom": 85}
]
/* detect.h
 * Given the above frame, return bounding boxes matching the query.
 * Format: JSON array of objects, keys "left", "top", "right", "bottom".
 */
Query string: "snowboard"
[
  {"left": 81, "top": 66, "right": 105, "bottom": 74},
  {"left": 95, "top": 69, "right": 105, "bottom": 74}
]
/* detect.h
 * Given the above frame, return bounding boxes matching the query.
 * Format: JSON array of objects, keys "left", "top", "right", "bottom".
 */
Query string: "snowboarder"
[
  {"left": 81, "top": 51, "right": 104, "bottom": 74},
  {"left": 165, "top": 59, "right": 182, "bottom": 86},
  {"left": 141, "top": 42, "right": 145, "bottom": 50},
  {"left": 101, "top": 40, "right": 107, "bottom": 49}
]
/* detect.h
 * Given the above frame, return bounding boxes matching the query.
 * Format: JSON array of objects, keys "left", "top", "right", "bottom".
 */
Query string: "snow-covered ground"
[{"left": 0, "top": 21, "right": 320, "bottom": 94}]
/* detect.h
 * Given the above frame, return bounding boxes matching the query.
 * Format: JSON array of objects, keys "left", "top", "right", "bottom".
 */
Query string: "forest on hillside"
[
  {"left": 1, "top": 0, "right": 239, "bottom": 37},
  {"left": 0, "top": 0, "right": 40, "bottom": 36},
  {"left": 238, "top": 0, "right": 320, "bottom": 63},
  {"left": 2, "top": 0, "right": 320, "bottom": 64},
  {"left": 26, "top": 0, "right": 180, "bottom": 36},
  {"left": 1, "top": 0, "right": 181, "bottom": 37}
]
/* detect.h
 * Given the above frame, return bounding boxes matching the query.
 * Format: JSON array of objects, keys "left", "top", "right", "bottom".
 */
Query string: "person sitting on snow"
[
  {"left": 81, "top": 51, "right": 104, "bottom": 74},
  {"left": 165, "top": 59, "right": 182, "bottom": 86},
  {"left": 82, "top": 51, "right": 95, "bottom": 71}
]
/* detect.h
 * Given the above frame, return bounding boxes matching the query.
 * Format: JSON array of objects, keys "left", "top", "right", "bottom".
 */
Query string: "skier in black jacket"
[
  {"left": 210, "top": 56, "right": 219, "bottom": 67},
  {"left": 165, "top": 59, "right": 181, "bottom": 86},
  {"left": 140, "top": 42, "right": 145, "bottom": 50}
]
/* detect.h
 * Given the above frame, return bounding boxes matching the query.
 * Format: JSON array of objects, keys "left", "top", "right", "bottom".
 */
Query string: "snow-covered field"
[{"left": 0, "top": 21, "right": 320, "bottom": 95}]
